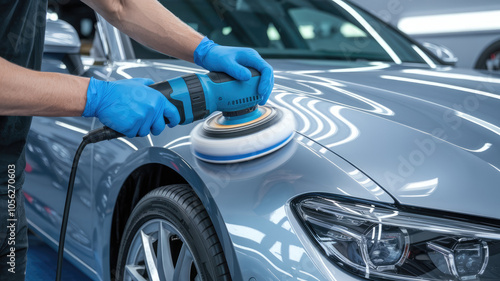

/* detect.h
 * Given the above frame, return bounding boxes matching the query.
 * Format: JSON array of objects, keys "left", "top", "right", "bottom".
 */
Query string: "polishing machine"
[{"left": 138, "top": 68, "right": 294, "bottom": 163}]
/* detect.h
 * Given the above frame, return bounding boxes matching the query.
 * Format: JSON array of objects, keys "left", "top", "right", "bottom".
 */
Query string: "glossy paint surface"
[
  {"left": 26, "top": 4, "right": 500, "bottom": 279},
  {"left": 25, "top": 58, "right": 500, "bottom": 281}
]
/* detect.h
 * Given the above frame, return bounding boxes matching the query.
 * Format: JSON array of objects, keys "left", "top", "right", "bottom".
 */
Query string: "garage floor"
[{"left": 27, "top": 231, "right": 92, "bottom": 281}]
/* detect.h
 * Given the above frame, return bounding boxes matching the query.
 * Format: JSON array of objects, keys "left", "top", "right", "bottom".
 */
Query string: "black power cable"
[{"left": 56, "top": 127, "right": 123, "bottom": 281}]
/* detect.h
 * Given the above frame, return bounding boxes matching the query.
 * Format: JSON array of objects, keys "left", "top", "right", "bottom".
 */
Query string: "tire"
[{"left": 115, "top": 184, "right": 231, "bottom": 281}]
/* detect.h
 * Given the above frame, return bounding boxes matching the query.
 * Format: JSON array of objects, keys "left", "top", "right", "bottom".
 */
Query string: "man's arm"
[
  {"left": 82, "top": 0, "right": 274, "bottom": 101},
  {"left": 0, "top": 56, "right": 179, "bottom": 137},
  {"left": 0, "top": 57, "right": 88, "bottom": 116},
  {"left": 81, "top": 0, "right": 203, "bottom": 62}
]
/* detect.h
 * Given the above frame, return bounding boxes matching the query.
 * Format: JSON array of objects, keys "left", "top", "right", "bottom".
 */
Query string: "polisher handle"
[
  {"left": 205, "top": 68, "right": 261, "bottom": 83},
  {"left": 149, "top": 68, "right": 262, "bottom": 125},
  {"left": 148, "top": 81, "right": 175, "bottom": 125}
]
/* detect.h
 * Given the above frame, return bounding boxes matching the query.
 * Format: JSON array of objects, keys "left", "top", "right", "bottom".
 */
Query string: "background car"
[
  {"left": 26, "top": 0, "right": 500, "bottom": 280},
  {"left": 350, "top": 0, "right": 500, "bottom": 71}
]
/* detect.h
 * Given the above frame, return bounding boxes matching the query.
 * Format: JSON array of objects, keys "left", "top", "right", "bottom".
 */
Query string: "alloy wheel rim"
[{"left": 124, "top": 218, "right": 201, "bottom": 281}]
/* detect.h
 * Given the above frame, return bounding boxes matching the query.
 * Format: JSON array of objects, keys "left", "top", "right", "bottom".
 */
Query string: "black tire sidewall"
[{"left": 115, "top": 185, "right": 219, "bottom": 281}]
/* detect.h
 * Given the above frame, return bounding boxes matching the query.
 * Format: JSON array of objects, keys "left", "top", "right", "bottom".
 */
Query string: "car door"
[{"left": 24, "top": 15, "right": 97, "bottom": 268}]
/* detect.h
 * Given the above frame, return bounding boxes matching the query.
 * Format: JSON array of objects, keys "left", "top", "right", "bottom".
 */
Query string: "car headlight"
[{"left": 292, "top": 195, "right": 500, "bottom": 280}]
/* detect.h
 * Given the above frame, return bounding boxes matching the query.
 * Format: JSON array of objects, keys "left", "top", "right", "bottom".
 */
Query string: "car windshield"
[{"left": 130, "top": 0, "right": 435, "bottom": 64}]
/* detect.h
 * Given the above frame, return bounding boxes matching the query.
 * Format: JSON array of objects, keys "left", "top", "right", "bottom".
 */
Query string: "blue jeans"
[{"left": 0, "top": 189, "right": 28, "bottom": 280}]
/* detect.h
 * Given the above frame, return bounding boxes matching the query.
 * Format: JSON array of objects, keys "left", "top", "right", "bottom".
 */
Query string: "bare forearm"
[
  {"left": 0, "top": 57, "right": 89, "bottom": 116},
  {"left": 83, "top": 0, "right": 204, "bottom": 62}
]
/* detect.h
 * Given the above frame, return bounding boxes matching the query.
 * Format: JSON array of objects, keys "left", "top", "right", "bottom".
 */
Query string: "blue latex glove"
[
  {"left": 194, "top": 37, "right": 274, "bottom": 105},
  {"left": 83, "top": 77, "right": 180, "bottom": 138}
]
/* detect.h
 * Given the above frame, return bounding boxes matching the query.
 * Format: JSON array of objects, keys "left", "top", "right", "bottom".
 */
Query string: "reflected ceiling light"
[
  {"left": 227, "top": 224, "right": 266, "bottom": 244},
  {"left": 399, "top": 11, "right": 500, "bottom": 35},
  {"left": 166, "top": 142, "right": 191, "bottom": 150},
  {"left": 117, "top": 137, "right": 138, "bottom": 151},
  {"left": 310, "top": 103, "right": 338, "bottom": 142},
  {"left": 305, "top": 100, "right": 325, "bottom": 138},
  {"left": 327, "top": 63, "right": 390, "bottom": 73},
  {"left": 402, "top": 69, "right": 500, "bottom": 84},
  {"left": 151, "top": 62, "right": 206, "bottom": 74},
  {"left": 54, "top": 121, "right": 88, "bottom": 134},
  {"left": 163, "top": 136, "right": 190, "bottom": 148},
  {"left": 399, "top": 178, "right": 438, "bottom": 198},
  {"left": 381, "top": 75, "right": 500, "bottom": 100},
  {"left": 455, "top": 111, "right": 500, "bottom": 136},
  {"left": 458, "top": 142, "right": 492, "bottom": 153},
  {"left": 147, "top": 135, "right": 154, "bottom": 147},
  {"left": 326, "top": 106, "right": 359, "bottom": 147},
  {"left": 273, "top": 93, "right": 311, "bottom": 134},
  {"left": 326, "top": 84, "right": 394, "bottom": 115}
]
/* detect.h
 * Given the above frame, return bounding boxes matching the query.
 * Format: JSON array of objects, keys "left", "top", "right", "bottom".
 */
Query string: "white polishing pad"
[{"left": 190, "top": 106, "right": 295, "bottom": 164}]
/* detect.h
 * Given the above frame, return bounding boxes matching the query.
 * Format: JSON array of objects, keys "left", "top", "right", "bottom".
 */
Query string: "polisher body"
[
  {"left": 149, "top": 69, "right": 295, "bottom": 163},
  {"left": 149, "top": 69, "right": 263, "bottom": 124}
]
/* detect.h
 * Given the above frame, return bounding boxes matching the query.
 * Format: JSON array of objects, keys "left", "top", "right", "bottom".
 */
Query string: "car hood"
[
  {"left": 268, "top": 60, "right": 500, "bottom": 219},
  {"left": 105, "top": 59, "right": 500, "bottom": 219}
]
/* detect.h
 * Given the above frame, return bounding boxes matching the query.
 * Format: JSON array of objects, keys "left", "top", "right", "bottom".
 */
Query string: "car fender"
[{"left": 90, "top": 142, "right": 243, "bottom": 280}]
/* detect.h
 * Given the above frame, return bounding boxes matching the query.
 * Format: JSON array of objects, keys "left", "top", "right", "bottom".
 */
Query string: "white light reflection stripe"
[
  {"left": 292, "top": 97, "right": 313, "bottom": 134},
  {"left": 116, "top": 65, "right": 133, "bottom": 79},
  {"left": 54, "top": 121, "right": 88, "bottom": 134},
  {"left": 274, "top": 93, "right": 311, "bottom": 134},
  {"left": 381, "top": 75, "right": 500, "bottom": 101},
  {"left": 112, "top": 27, "right": 125, "bottom": 60},
  {"left": 401, "top": 178, "right": 438, "bottom": 191},
  {"left": 489, "top": 163, "right": 500, "bottom": 173},
  {"left": 163, "top": 136, "right": 191, "bottom": 148},
  {"left": 288, "top": 63, "right": 390, "bottom": 74},
  {"left": 326, "top": 84, "right": 394, "bottom": 115},
  {"left": 402, "top": 69, "right": 500, "bottom": 84},
  {"left": 117, "top": 137, "right": 138, "bottom": 150},
  {"left": 464, "top": 143, "right": 492, "bottom": 153},
  {"left": 399, "top": 178, "right": 438, "bottom": 198},
  {"left": 332, "top": 0, "right": 402, "bottom": 64},
  {"left": 337, "top": 187, "right": 351, "bottom": 196},
  {"left": 398, "top": 11, "right": 500, "bottom": 35},
  {"left": 411, "top": 45, "right": 436, "bottom": 68},
  {"left": 274, "top": 83, "right": 317, "bottom": 95},
  {"left": 326, "top": 106, "right": 359, "bottom": 147},
  {"left": 147, "top": 134, "right": 154, "bottom": 147},
  {"left": 348, "top": 169, "right": 360, "bottom": 176},
  {"left": 327, "top": 63, "right": 390, "bottom": 72},
  {"left": 232, "top": 244, "right": 295, "bottom": 279},
  {"left": 304, "top": 100, "right": 324, "bottom": 138},
  {"left": 310, "top": 102, "right": 338, "bottom": 142},
  {"left": 227, "top": 224, "right": 266, "bottom": 244},
  {"left": 455, "top": 111, "right": 500, "bottom": 135},
  {"left": 168, "top": 142, "right": 191, "bottom": 150},
  {"left": 151, "top": 62, "right": 206, "bottom": 73}
]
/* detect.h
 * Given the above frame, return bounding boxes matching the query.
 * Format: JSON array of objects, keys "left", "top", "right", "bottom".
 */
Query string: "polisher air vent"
[{"left": 228, "top": 95, "right": 260, "bottom": 105}]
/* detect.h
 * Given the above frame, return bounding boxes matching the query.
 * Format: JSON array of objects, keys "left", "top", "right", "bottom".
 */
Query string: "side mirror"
[
  {"left": 422, "top": 42, "right": 458, "bottom": 66},
  {"left": 44, "top": 17, "right": 84, "bottom": 75}
]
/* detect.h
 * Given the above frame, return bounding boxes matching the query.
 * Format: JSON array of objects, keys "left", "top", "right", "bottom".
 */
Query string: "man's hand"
[
  {"left": 194, "top": 37, "right": 274, "bottom": 105},
  {"left": 83, "top": 78, "right": 181, "bottom": 138}
]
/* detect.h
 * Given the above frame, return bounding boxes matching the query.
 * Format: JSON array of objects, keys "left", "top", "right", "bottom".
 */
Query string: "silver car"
[{"left": 27, "top": 0, "right": 499, "bottom": 280}]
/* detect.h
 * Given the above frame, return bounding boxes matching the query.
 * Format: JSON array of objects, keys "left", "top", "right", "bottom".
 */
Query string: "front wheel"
[{"left": 115, "top": 184, "right": 231, "bottom": 281}]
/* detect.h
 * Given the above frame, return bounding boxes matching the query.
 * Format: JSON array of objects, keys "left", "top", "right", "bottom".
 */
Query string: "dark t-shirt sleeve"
[{"left": 0, "top": 0, "right": 47, "bottom": 194}]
